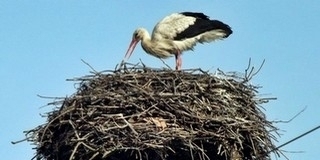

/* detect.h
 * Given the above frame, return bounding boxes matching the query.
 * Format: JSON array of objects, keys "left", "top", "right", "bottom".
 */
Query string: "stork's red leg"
[
  {"left": 175, "top": 50, "right": 182, "bottom": 70},
  {"left": 175, "top": 54, "right": 179, "bottom": 70}
]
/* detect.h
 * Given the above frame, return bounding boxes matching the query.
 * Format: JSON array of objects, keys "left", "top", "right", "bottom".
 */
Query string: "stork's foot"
[{"left": 175, "top": 61, "right": 181, "bottom": 70}]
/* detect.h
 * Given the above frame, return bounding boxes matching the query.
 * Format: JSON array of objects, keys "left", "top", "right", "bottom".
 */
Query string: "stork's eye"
[{"left": 133, "top": 32, "right": 138, "bottom": 38}]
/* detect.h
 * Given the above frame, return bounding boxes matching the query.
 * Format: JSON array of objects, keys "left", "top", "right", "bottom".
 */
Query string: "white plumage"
[
  {"left": 152, "top": 13, "right": 197, "bottom": 40},
  {"left": 124, "top": 12, "right": 232, "bottom": 70}
]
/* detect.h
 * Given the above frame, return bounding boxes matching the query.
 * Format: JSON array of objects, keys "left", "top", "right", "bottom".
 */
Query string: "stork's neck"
[
  {"left": 139, "top": 29, "right": 160, "bottom": 56},
  {"left": 139, "top": 29, "right": 153, "bottom": 51},
  {"left": 139, "top": 28, "right": 151, "bottom": 42}
]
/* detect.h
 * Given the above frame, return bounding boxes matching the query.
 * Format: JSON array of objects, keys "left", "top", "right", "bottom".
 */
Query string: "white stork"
[{"left": 124, "top": 12, "right": 232, "bottom": 70}]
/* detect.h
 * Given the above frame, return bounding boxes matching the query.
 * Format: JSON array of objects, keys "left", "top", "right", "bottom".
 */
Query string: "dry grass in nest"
[{"left": 23, "top": 62, "right": 280, "bottom": 160}]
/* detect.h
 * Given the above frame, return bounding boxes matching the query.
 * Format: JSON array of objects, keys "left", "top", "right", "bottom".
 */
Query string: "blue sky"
[{"left": 1, "top": 1, "right": 319, "bottom": 159}]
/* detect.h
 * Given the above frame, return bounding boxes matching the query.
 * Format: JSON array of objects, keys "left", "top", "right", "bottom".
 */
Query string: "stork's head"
[{"left": 124, "top": 28, "right": 147, "bottom": 60}]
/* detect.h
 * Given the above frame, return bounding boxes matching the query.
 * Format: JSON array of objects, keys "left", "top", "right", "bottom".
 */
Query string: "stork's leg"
[
  {"left": 175, "top": 54, "right": 179, "bottom": 70},
  {"left": 175, "top": 50, "right": 182, "bottom": 70}
]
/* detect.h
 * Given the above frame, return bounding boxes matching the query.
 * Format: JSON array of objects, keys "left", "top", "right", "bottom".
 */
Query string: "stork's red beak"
[{"left": 124, "top": 38, "right": 139, "bottom": 60}]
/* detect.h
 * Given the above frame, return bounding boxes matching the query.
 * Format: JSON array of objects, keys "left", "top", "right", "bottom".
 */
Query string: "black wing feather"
[
  {"left": 180, "top": 12, "right": 210, "bottom": 20},
  {"left": 174, "top": 12, "right": 232, "bottom": 41}
]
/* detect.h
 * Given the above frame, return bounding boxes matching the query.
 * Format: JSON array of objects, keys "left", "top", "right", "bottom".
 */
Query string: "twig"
[
  {"left": 11, "top": 138, "right": 29, "bottom": 144},
  {"left": 159, "top": 58, "right": 172, "bottom": 70},
  {"left": 40, "top": 106, "right": 75, "bottom": 142},
  {"left": 37, "top": 94, "right": 66, "bottom": 100},
  {"left": 272, "top": 106, "right": 307, "bottom": 123},
  {"left": 69, "top": 142, "right": 80, "bottom": 160},
  {"left": 243, "top": 58, "right": 265, "bottom": 83},
  {"left": 81, "top": 59, "right": 98, "bottom": 74}
]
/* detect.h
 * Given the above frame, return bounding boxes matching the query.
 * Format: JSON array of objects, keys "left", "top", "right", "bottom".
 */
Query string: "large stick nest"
[{"left": 26, "top": 63, "right": 279, "bottom": 160}]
